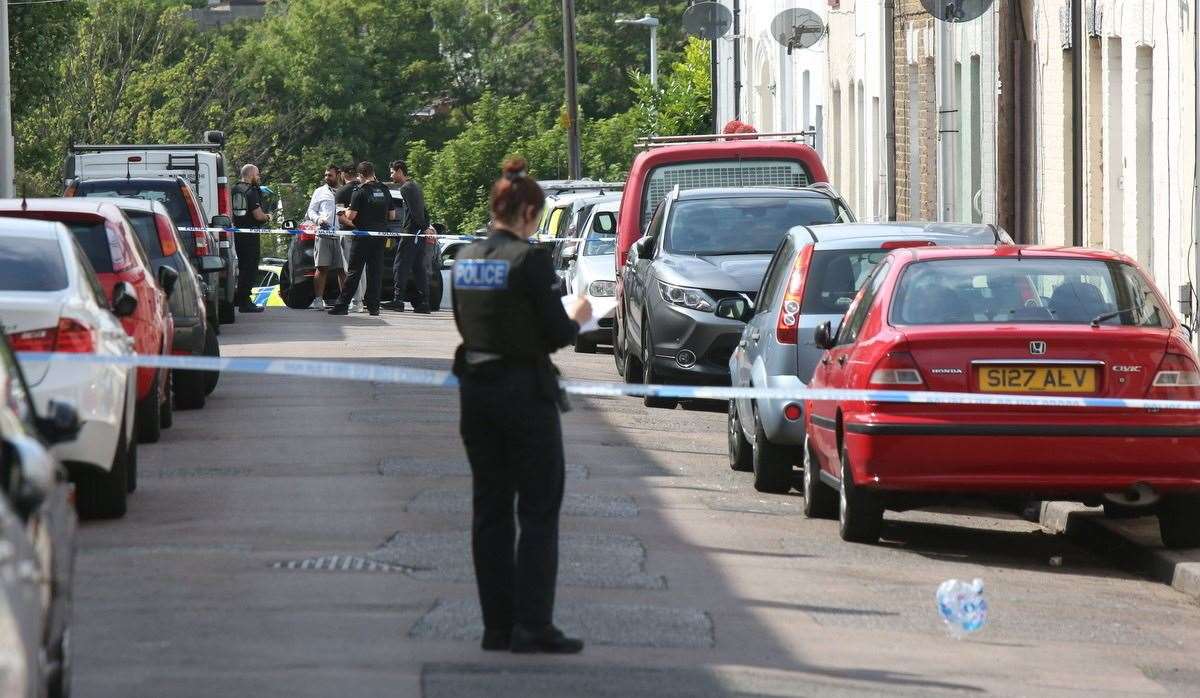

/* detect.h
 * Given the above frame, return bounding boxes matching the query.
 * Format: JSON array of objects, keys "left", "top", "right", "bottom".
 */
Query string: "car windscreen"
[
  {"left": 801, "top": 249, "right": 890, "bottom": 314},
  {"left": 583, "top": 235, "right": 616, "bottom": 256},
  {"left": 123, "top": 210, "right": 164, "bottom": 257},
  {"left": 0, "top": 237, "right": 69, "bottom": 291},
  {"left": 63, "top": 221, "right": 116, "bottom": 273},
  {"left": 665, "top": 197, "right": 838, "bottom": 255},
  {"left": 77, "top": 184, "right": 191, "bottom": 229},
  {"left": 892, "top": 257, "right": 1171, "bottom": 327},
  {"left": 642, "top": 159, "right": 812, "bottom": 229}
]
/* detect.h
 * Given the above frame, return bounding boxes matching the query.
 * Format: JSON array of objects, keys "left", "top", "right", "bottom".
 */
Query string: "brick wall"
[{"left": 893, "top": 1, "right": 939, "bottom": 221}]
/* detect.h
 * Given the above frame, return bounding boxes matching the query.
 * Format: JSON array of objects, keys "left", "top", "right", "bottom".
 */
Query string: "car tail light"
[
  {"left": 869, "top": 351, "right": 925, "bottom": 388},
  {"left": 881, "top": 240, "right": 936, "bottom": 250},
  {"left": 776, "top": 246, "right": 814, "bottom": 344},
  {"left": 217, "top": 178, "right": 232, "bottom": 216},
  {"left": 63, "top": 182, "right": 77, "bottom": 197},
  {"left": 1149, "top": 353, "right": 1200, "bottom": 400},
  {"left": 299, "top": 222, "right": 316, "bottom": 243},
  {"left": 154, "top": 214, "right": 179, "bottom": 257},
  {"left": 9, "top": 318, "right": 95, "bottom": 353},
  {"left": 783, "top": 403, "right": 803, "bottom": 421}
]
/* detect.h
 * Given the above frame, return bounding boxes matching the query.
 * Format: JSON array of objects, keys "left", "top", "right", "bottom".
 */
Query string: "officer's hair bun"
[
  {"left": 502, "top": 157, "right": 528, "bottom": 176},
  {"left": 491, "top": 157, "right": 544, "bottom": 224}
]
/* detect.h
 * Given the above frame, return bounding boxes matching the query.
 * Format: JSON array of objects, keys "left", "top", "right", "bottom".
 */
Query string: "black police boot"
[
  {"left": 381, "top": 299, "right": 404, "bottom": 311},
  {"left": 327, "top": 305, "right": 349, "bottom": 316},
  {"left": 413, "top": 305, "right": 431, "bottom": 314},
  {"left": 510, "top": 624, "right": 583, "bottom": 654},
  {"left": 481, "top": 628, "right": 511, "bottom": 651}
]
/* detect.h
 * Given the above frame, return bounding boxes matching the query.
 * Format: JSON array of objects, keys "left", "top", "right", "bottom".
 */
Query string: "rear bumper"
[
  {"left": 756, "top": 374, "right": 807, "bottom": 445},
  {"left": 842, "top": 412, "right": 1200, "bottom": 494},
  {"left": 29, "top": 359, "right": 127, "bottom": 472},
  {"left": 648, "top": 302, "right": 744, "bottom": 383}
]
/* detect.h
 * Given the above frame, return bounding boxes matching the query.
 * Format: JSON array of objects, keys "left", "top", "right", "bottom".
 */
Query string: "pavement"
[{"left": 73, "top": 308, "right": 1200, "bottom": 697}]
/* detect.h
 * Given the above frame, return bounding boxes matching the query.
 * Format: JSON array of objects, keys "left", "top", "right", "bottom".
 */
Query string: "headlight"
[
  {"left": 658, "top": 282, "right": 715, "bottom": 312},
  {"left": 588, "top": 280, "right": 616, "bottom": 297}
]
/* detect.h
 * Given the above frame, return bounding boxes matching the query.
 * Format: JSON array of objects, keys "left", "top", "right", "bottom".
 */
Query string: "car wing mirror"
[
  {"left": 36, "top": 399, "right": 81, "bottom": 446},
  {"left": 5, "top": 434, "right": 54, "bottom": 519},
  {"left": 210, "top": 215, "right": 233, "bottom": 229},
  {"left": 715, "top": 297, "right": 753, "bottom": 323},
  {"left": 157, "top": 265, "right": 180, "bottom": 297},
  {"left": 111, "top": 281, "right": 139, "bottom": 318},
  {"left": 813, "top": 321, "right": 836, "bottom": 351},
  {"left": 633, "top": 236, "right": 655, "bottom": 261},
  {"left": 200, "top": 255, "right": 225, "bottom": 273},
  {"left": 560, "top": 241, "right": 579, "bottom": 263}
]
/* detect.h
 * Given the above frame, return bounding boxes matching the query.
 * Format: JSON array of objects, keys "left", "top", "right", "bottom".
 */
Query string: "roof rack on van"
[
  {"left": 70, "top": 142, "right": 224, "bottom": 153},
  {"left": 635, "top": 130, "right": 817, "bottom": 151},
  {"left": 540, "top": 179, "right": 625, "bottom": 195}
]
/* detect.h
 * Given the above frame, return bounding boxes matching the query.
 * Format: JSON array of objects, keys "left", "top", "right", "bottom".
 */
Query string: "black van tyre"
[
  {"left": 752, "top": 409, "right": 794, "bottom": 493},
  {"left": 284, "top": 280, "right": 316, "bottom": 310},
  {"left": 159, "top": 369, "right": 174, "bottom": 430},
  {"left": 1158, "top": 495, "right": 1200, "bottom": 550},
  {"left": 203, "top": 327, "right": 220, "bottom": 395},
  {"left": 802, "top": 441, "right": 838, "bottom": 519},
  {"left": 135, "top": 373, "right": 162, "bottom": 444},
  {"left": 727, "top": 400, "right": 753, "bottom": 472},
  {"left": 219, "top": 299, "right": 236, "bottom": 324},
  {"left": 76, "top": 422, "right": 129, "bottom": 520},
  {"left": 175, "top": 362, "right": 207, "bottom": 410},
  {"left": 642, "top": 322, "right": 675, "bottom": 409},
  {"left": 838, "top": 444, "right": 883, "bottom": 543}
]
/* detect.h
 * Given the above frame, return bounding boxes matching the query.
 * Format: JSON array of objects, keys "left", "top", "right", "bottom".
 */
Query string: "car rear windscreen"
[
  {"left": 64, "top": 221, "right": 116, "bottom": 273},
  {"left": 643, "top": 159, "right": 812, "bottom": 228},
  {"left": 0, "top": 237, "right": 69, "bottom": 291},
  {"left": 666, "top": 197, "right": 838, "bottom": 255},
  {"left": 583, "top": 235, "right": 616, "bottom": 256},
  {"left": 801, "top": 249, "right": 890, "bottom": 314},
  {"left": 892, "top": 257, "right": 1171, "bottom": 327},
  {"left": 123, "top": 210, "right": 164, "bottom": 257},
  {"left": 78, "top": 184, "right": 191, "bottom": 229}
]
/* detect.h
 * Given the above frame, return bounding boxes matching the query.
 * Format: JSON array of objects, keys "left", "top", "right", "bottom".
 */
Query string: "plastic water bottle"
[{"left": 936, "top": 578, "right": 988, "bottom": 639}]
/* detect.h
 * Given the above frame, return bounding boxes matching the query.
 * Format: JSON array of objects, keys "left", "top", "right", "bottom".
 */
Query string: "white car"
[
  {"left": 0, "top": 218, "right": 139, "bottom": 519},
  {"left": 562, "top": 199, "right": 619, "bottom": 353}
]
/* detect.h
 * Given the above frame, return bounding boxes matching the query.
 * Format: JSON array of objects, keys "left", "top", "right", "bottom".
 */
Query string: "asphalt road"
[{"left": 74, "top": 309, "right": 1200, "bottom": 697}]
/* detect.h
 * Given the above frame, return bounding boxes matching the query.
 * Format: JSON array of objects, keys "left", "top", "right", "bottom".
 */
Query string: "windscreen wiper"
[{"left": 1091, "top": 308, "right": 1135, "bottom": 328}]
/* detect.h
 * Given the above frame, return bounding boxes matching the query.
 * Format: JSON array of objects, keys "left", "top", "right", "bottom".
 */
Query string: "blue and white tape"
[{"left": 16, "top": 352, "right": 1200, "bottom": 411}]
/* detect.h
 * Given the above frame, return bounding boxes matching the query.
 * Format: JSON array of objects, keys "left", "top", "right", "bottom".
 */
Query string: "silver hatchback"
[{"left": 726, "top": 222, "right": 1013, "bottom": 493}]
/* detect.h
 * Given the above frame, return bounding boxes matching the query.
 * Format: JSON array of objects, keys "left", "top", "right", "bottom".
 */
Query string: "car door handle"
[
  {"left": 749, "top": 330, "right": 761, "bottom": 342},
  {"left": 837, "top": 355, "right": 848, "bottom": 366},
  {"left": 738, "top": 340, "right": 748, "bottom": 348}
]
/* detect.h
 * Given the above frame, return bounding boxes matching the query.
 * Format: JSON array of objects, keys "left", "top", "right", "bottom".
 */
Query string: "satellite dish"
[
  {"left": 919, "top": 0, "right": 994, "bottom": 23},
  {"left": 682, "top": 2, "right": 733, "bottom": 41},
  {"left": 769, "top": 8, "right": 826, "bottom": 55}
]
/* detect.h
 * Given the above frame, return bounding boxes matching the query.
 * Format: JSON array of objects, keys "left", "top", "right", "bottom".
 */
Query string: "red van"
[{"left": 613, "top": 134, "right": 831, "bottom": 377}]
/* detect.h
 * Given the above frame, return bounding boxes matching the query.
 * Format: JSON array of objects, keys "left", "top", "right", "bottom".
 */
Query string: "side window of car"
[
  {"left": 836, "top": 261, "right": 890, "bottom": 346},
  {"left": 756, "top": 238, "right": 796, "bottom": 315},
  {"left": 75, "top": 241, "right": 109, "bottom": 308},
  {"left": 644, "top": 200, "right": 666, "bottom": 241}
]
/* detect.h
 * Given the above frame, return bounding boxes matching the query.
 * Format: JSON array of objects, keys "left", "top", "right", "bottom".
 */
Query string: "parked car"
[
  {"left": 252, "top": 263, "right": 286, "bottom": 308},
  {"left": 0, "top": 331, "right": 81, "bottom": 696},
  {"left": 726, "top": 222, "right": 1012, "bottom": 492},
  {"left": 66, "top": 175, "right": 236, "bottom": 327},
  {"left": 613, "top": 133, "right": 833, "bottom": 378},
  {"left": 0, "top": 217, "right": 141, "bottom": 518},
  {"left": 560, "top": 198, "right": 620, "bottom": 353},
  {"left": 0, "top": 199, "right": 176, "bottom": 445},
  {"left": 618, "top": 186, "right": 852, "bottom": 406},
  {"left": 88, "top": 198, "right": 222, "bottom": 407},
  {"left": 804, "top": 245, "right": 1200, "bottom": 548}
]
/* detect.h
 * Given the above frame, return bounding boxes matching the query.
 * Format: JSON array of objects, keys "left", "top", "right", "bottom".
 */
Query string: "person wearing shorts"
[{"left": 305, "top": 165, "right": 346, "bottom": 310}]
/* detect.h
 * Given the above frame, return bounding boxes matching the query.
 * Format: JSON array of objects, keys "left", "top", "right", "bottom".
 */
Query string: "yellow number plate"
[{"left": 978, "top": 366, "right": 1097, "bottom": 393}]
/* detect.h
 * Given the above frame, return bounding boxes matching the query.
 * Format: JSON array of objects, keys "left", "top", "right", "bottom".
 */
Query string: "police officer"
[
  {"left": 328, "top": 162, "right": 394, "bottom": 316},
  {"left": 452, "top": 158, "right": 591, "bottom": 654},
  {"left": 232, "top": 164, "right": 270, "bottom": 314}
]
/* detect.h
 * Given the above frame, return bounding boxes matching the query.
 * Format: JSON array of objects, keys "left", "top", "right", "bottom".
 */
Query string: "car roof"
[
  {"left": 795, "top": 221, "right": 1009, "bottom": 249},
  {"left": 590, "top": 199, "right": 621, "bottom": 214},
  {"left": 0, "top": 216, "right": 70, "bottom": 239},
  {"left": 892, "top": 245, "right": 1134, "bottom": 264},
  {"left": 675, "top": 186, "right": 833, "bottom": 201},
  {"left": 0, "top": 198, "right": 127, "bottom": 219},
  {"left": 80, "top": 196, "right": 171, "bottom": 217}
]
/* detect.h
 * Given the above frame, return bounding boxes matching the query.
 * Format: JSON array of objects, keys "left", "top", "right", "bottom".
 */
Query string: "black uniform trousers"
[
  {"left": 392, "top": 238, "right": 430, "bottom": 308},
  {"left": 459, "top": 362, "right": 565, "bottom": 631},
  {"left": 233, "top": 232, "right": 261, "bottom": 307},
  {"left": 336, "top": 237, "right": 385, "bottom": 310}
]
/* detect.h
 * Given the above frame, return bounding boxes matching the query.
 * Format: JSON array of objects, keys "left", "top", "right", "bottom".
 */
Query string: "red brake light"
[
  {"left": 9, "top": 318, "right": 95, "bottom": 353},
  {"left": 154, "top": 214, "right": 179, "bottom": 257},
  {"left": 776, "top": 246, "right": 813, "bottom": 344},
  {"left": 881, "top": 240, "right": 936, "bottom": 250},
  {"left": 868, "top": 351, "right": 925, "bottom": 389},
  {"left": 299, "top": 222, "right": 316, "bottom": 242},
  {"left": 1149, "top": 353, "right": 1200, "bottom": 400},
  {"left": 217, "top": 181, "right": 232, "bottom": 217}
]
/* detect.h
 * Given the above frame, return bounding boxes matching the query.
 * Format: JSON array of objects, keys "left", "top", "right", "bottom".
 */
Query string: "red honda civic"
[{"left": 803, "top": 246, "right": 1200, "bottom": 549}]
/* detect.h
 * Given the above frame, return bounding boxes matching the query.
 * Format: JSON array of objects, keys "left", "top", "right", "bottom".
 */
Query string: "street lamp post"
[
  {"left": 0, "top": 0, "right": 13, "bottom": 197},
  {"left": 616, "top": 14, "right": 660, "bottom": 88}
]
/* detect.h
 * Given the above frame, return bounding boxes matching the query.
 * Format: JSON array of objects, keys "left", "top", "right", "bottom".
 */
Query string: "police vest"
[{"left": 452, "top": 234, "right": 552, "bottom": 361}]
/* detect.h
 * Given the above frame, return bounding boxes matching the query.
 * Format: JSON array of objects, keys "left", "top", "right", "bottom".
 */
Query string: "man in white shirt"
[{"left": 305, "top": 165, "right": 346, "bottom": 310}]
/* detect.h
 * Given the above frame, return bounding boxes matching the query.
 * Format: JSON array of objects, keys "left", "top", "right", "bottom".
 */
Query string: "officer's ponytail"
[{"left": 490, "top": 157, "right": 545, "bottom": 227}]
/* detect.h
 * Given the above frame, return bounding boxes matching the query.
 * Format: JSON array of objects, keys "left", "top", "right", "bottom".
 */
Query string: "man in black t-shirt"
[
  {"left": 382, "top": 160, "right": 434, "bottom": 313},
  {"left": 334, "top": 167, "right": 365, "bottom": 311},
  {"left": 328, "top": 161, "right": 395, "bottom": 316},
  {"left": 232, "top": 164, "right": 270, "bottom": 314}
]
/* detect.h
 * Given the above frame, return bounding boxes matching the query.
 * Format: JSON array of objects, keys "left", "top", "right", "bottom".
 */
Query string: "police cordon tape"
[
  {"left": 178, "top": 225, "right": 580, "bottom": 244},
  {"left": 16, "top": 351, "right": 1200, "bottom": 411}
]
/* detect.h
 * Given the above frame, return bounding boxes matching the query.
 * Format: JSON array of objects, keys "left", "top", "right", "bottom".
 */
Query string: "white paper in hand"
[{"left": 563, "top": 294, "right": 601, "bottom": 335}]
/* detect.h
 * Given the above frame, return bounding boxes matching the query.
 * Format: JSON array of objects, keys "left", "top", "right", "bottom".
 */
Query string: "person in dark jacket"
[
  {"left": 382, "top": 160, "right": 434, "bottom": 313},
  {"left": 452, "top": 157, "right": 591, "bottom": 655},
  {"left": 328, "top": 162, "right": 395, "bottom": 316}
]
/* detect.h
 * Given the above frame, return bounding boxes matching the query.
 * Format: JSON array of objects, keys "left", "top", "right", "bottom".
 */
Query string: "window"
[
  {"left": 755, "top": 237, "right": 797, "bottom": 315},
  {"left": 836, "top": 261, "right": 890, "bottom": 346},
  {"left": 64, "top": 220, "right": 116, "bottom": 273},
  {"left": 642, "top": 159, "right": 813, "bottom": 229},
  {"left": 801, "top": 249, "right": 892, "bottom": 315},
  {"left": 74, "top": 245, "right": 108, "bottom": 308},
  {"left": 0, "top": 237, "right": 69, "bottom": 291},
  {"left": 664, "top": 197, "right": 839, "bottom": 256},
  {"left": 890, "top": 258, "right": 1170, "bottom": 328},
  {"left": 124, "top": 210, "right": 165, "bottom": 257},
  {"left": 547, "top": 208, "right": 566, "bottom": 238},
  {"left": 77, "top": 183, "right": 192, "bottom": 229}
]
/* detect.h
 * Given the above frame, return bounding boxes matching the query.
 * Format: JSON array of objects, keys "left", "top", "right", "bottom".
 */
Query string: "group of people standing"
[{"left": 303, "top": 160, "right": 435, "bottom": 316}]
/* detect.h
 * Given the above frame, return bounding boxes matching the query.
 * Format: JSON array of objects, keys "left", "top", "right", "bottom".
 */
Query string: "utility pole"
[
  {"left": 0, "top": 0, "right": 14, "bottom": 198},
  {"left": 562, "top": 0, "right": 582, "bottom": 179}
]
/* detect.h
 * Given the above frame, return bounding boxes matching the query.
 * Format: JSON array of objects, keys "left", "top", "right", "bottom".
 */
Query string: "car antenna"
[{"left": 20, "top": 184, "right": 27, "bottom": 211}]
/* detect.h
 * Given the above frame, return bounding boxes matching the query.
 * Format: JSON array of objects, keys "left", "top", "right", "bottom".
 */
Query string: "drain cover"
[{"left": 271, "top": 555, "right": 408, "bottom": 573}]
